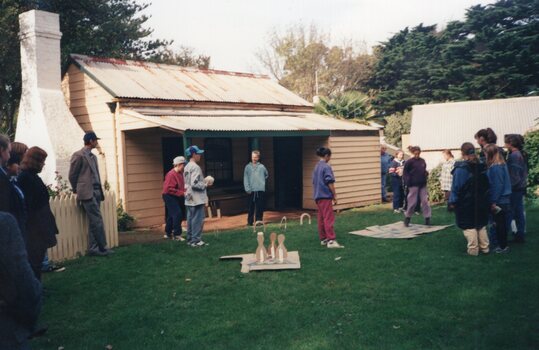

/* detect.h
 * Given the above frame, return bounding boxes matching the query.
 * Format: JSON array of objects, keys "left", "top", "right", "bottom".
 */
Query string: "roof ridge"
[{"left": 70, "top": 53, "right": 270, "bottom": 79}]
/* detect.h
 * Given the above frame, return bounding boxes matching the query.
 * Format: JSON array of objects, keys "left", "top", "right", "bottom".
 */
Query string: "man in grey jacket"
[
  {"left": 243, "top": 150, "right": 268, "bottom": 226},
  {"left": 184, "top": 145, "right": 212, "bottom": 247},
  {"left": 0, "top": 212, "right": 42, "bottom": 350},
  {"left": 68, "top": 131, "right": 112, "bottom": 256}
]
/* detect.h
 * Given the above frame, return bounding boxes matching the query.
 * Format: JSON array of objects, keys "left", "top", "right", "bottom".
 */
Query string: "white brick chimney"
[{"left": 15, "top": 10, "right": 84, "bottom": 185}]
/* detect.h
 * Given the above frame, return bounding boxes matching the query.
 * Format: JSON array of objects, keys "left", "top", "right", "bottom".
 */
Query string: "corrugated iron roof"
[
  {"left": 70, "top": 54, "right": 312, "bottom": 107},
  {"left": 123, "top": 108, "right": 378, "bottom": 132},
  {"left": 411, "top": 96, "right": 539, "bottom": 150}
]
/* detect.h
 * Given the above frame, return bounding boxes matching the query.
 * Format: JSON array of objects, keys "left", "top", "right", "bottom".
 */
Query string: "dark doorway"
[
  {"left": 161, "top": 136, "right": 183, "bottom": 176},
  {"left": 273, "top": 137, "right": 302, "bottom": 209}
]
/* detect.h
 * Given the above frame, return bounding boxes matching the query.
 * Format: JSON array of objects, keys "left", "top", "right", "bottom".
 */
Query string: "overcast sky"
[{"left": 141, "top": 0, "right": 496, "bottom": 74}]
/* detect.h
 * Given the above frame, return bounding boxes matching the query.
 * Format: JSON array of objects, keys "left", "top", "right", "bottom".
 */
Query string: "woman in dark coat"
[
  {"left": 448, "top": 143, "right": 490, "bottom": 256},
  {"left": 17, "top": 147, "right": 58, "bottom": 280}
]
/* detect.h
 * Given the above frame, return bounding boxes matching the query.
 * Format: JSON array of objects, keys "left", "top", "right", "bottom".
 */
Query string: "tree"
[
  {"left": 314, "top": 91, "right": 376, "bottom": 124},
  {"left": 369, "top": 0, "right": 539, "bottom": 116},
  {"left": 150, "top": 46, "right": 211, "bottom": 69},
  {"left": 383, "top": 111, "right": 412, "bottom": 148},
  {"left": 368, "top": 24, "right": 446, "bottom": 117},
  {"left": 0, "top": 0, "right": 211, "bottom": 137},
  {"left": 442, "top": 0, "right": 539, "bottom": 100},
  {"left": 257, "top": 24, "right": 376, "bottom": 102}
]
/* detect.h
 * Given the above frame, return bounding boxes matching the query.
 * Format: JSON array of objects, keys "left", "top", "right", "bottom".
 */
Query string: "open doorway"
[
  {"left": 273, "top": 137, "right": 303, "bottom": 209},
  {"left": 161, "top": 136, "right": 183, "bottom": 176}
]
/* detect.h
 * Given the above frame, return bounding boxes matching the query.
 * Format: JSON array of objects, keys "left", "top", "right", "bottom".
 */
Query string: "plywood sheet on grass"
[{"left": 349, "top": 222, "right": 451, "bottom": 239}]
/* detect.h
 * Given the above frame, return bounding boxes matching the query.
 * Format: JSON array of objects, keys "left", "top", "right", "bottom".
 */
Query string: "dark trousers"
[
  {"left": 391, "top": 177, "right": 404, "bottom": 210},
  {"left": 493, "top": 204, "right": 511, "bottom": 249},
  {"left": 163, "top": 194, "right": 185, "bottom": 237},
  {"left": 27, "top": 244, "right": 47, "bottom": 281},
  {"left": 81, "top": 191, "right": 108, "bottom": 252},
  {"left": 247, "top": 191, "right": 265, "bottom": 225}
]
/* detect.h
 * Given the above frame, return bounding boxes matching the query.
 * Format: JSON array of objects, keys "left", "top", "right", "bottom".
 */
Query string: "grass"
[{"left": 34, "top": 204, "right": 539, "bottom": 350}]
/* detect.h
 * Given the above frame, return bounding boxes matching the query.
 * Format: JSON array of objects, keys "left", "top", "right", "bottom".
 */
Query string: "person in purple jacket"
[
  {"left": 403, "top": 146, "right": 431, "bottom": 227},
  {"left": 485, "top": 144, "right": 512, "bottom": 253},
  {"left": 504, "top": 134, "right": 528, "bottom": 243},
  {"left": 312, "top": 147, "right": 342, "bottom": 249}
]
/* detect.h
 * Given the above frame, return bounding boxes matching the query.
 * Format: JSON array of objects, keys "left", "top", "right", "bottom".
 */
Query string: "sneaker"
[
  {"left": 425, "top": 217, "right": 431, "bottom": 226},
  {"left": 320, "top": 239, "right": 329, "bottom": 246},
  {"left": 192, "top": 241, "right": 207, "bottom": 247},
  {"left": 393, "top": 209, "right": 401, "bottom": 214},
  {"left": 174, "top": 236, "right": 185, "bottom": 241},
  {"left": 163, "top": 235, "right": 171, "bottom": 239},
  {"left": 495, "top": 246, "right": 510, "bottom": 254},
  {"left": 327, "top": 240, "right": 344, "bottom": 249},
  {"left": 42, "top": 265, "right": 66, "bottom": 273}
]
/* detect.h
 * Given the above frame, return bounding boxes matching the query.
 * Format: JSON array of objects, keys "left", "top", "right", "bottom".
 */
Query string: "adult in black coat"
[
  {"left": 17, "top": 147, "right": 58, "bottom": 280},
  {"left": 0, "top": 212, "right": 43, "bottom": 350},
  {"left": 448, "top": 143, "right": 490, "bottom": 256},
  {"left": 0, "top": 135, "right": 27, "bottom": 239}
]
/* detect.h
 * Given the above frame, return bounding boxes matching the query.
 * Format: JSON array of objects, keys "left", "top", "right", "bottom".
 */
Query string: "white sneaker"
[
  {"left": 327, "top": 240, "right": 344, "bottom": 249},
  {"left": 193, "top": 241, "right": 208, "bottom": 247},
  {"left": 320, "top": 239, "right": 329, "bottom": 246},
  {"left": 163, "top": 235, "right": 170, "bottom": 239},
  {"left": 174, "top": 236, "right": 185, "bottom": 241},
  {"left": 393, "top": 209, "right": 400, "bottom": 214}
]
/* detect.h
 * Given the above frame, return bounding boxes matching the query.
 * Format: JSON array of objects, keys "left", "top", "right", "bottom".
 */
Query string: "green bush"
[
  {"left": 524, "top": 129, "right": 539, "bottom": 188},
  {"left": 383, "top": 110, "right": 411, "bottom": 148},
  {"left": 117, "top": 201, "right": 135, "bottom": 232},
  {"left": 427, "top": 164, "right": 445, "bottom": 203}
]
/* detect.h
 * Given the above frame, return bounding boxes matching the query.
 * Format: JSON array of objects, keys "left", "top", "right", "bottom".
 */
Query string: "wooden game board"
[{"left": 220, "top": 251, "right": 301, "bottom": 273}]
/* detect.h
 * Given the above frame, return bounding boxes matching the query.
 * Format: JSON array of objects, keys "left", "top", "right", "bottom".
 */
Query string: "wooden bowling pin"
[
  {"left": 255, "top": 232, "right": 267, "bottom": 263},
  {"left": 277, "top": 234, "right": 288, "bottom": 263},
  {"left": 267, "top": 232, "right": 277, "bottom": 260}
]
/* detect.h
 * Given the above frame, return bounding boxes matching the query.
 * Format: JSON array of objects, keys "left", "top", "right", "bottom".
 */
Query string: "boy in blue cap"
[{"left": 184, "top": 145, "right": 212, "bottom": 247}]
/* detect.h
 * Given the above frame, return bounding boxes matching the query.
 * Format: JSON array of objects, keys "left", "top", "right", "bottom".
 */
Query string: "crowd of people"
[
  {"left": 381, "top": 127, "right": 529, "bottom": 256},
  {"left": 0, "top": 131, "right": 114, "bottom": 349}
]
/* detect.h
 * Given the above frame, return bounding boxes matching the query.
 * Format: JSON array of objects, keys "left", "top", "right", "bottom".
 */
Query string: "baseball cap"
[
  {"left": 83, "top": 131, "right": 100, "bottom": 143},
  {"left": 173, "top": 156, "right": 186, "bottom": 166},
  {"left": 185, "top": 145, "right": 204, "bottom": 156}
]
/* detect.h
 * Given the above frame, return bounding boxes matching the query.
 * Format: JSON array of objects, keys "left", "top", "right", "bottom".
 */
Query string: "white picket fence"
[{"left": 47, "top": 191, "right": 119, "bottom": 261}]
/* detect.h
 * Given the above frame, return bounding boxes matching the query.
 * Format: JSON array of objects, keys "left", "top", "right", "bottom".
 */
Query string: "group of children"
[
  {"left": 449, "top": 129, "right": 528, "bottom": 255},
  {"left": 312, "top": 127, "right": 528, "bottom": 256}
]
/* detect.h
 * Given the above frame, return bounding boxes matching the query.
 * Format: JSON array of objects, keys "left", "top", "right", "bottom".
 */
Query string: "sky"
[{"left": 141, "top": 0, "right": 497, "bottom": 74}]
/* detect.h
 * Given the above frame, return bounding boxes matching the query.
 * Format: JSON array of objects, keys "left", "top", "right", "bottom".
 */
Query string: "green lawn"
[{"left": 34, "top": 204, "right": 539, "bottom": 350}]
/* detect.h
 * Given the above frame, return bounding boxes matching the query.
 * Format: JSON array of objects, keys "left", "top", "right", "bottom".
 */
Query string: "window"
[{"left": 204, "top": 138, "right": 233, "bottom": 185}]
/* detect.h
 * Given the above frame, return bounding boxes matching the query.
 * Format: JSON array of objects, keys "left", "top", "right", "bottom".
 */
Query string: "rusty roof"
[
  {"left": 70, "top": 54, "right": 312, "bottom": 107},
  {"left": 122, "top": 108, "right": 378, "bottom": 132}
]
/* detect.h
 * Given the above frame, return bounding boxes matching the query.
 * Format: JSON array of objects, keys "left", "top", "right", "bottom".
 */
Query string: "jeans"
[
  {"left": 163, "top": 194, "right": 185, "bottom": 237},
  {"left": 80, "top": 191, "right": 108, "bottom": 252},
  {"left": 493, "top": 203, "right": 511, "bottom": 249},
  {"left": 316, "top": 199, "right": 336, "bottom": 241},
  {"left": 381, "top": 173, "right": 388, "bottom": 200},
  {"left": 247, "top": 191, "right": 265, "bottom": 225},
  {"left": 509, "top": 190, "right": 526, "bottom": 238},
  {"left": 186, "top": 204, "right": 205, "bottom": 244},
  {"left": 391, "top": 177, "right": 404, "bottom": 210}
]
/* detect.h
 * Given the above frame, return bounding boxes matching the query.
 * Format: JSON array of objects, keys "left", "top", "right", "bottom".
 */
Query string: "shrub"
[
  {"left": 427, "top": 164, "right": 445, "bottom": 203},
  {"left": 117, "top": 201, "right": 135, "bottom": 232},
  {"left": 524, "top": 129, "right": 539, "bottom": 190},
  {"left": 47, "top": 172, "right": 73, "bottom": 198},
  {"left": 384, "top": 110, "right": 411, "bottom": 148}
]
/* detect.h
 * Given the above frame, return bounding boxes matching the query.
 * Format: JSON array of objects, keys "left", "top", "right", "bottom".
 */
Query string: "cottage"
[
  {"left": 16, "top": 10, "right": 382, "bottom": 228},
  {"left": 408, "top": 97, "right": 539, "bottom": 169}
]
